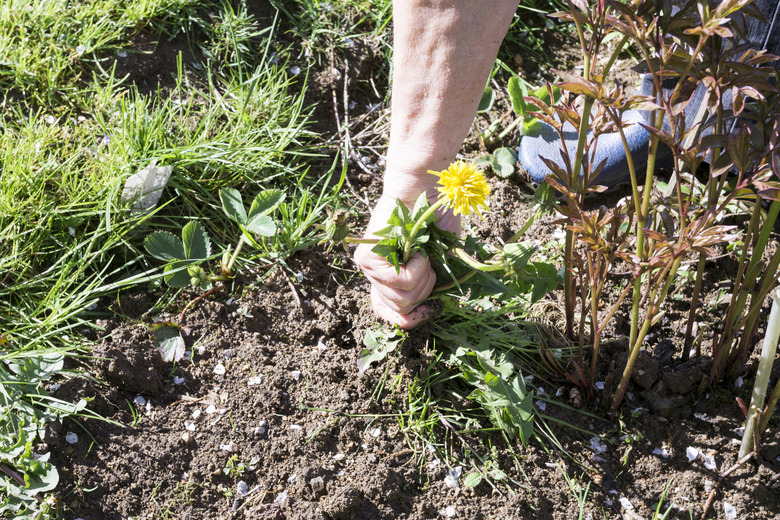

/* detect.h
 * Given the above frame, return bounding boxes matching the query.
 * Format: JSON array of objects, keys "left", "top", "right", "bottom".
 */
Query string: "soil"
[{"left": 47, "top": 2, "right": 780, "bottom": 520}]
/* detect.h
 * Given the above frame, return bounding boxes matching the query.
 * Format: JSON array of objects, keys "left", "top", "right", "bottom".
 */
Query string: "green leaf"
[
  {"left": 491, "top": 147, "right": 517, "bottom": 178},
  {"left": 388, "top": 199, "right": 413, "bottom": 230},
  {"left": 478, "top": 86, "right": 495, "bottom": 113},
  {"left": 248, "top": 189, "right": 285, "bottom": 218},
  {"left": 371, "top": 240, "right": 401, "bottom": 272},
  {"left": 164, "top": 261, "right": 192, "bottom": 288},
  {"left": 411, "top": 192, "right": 431, "bottom": 222},
  {"left": 243, "top": 215, "right": 276, "bottom": 236},
  {"left": 182, "top": 221, "right": 211, "bottom": 260},
  {"left": 508, "top": 76, "right": 529, "bottom": 115},
  {"left": 474, "top": 154, "right": 493, "bottom": 168},
  {"left": 220, "top": 188, "right": 248, "bottom": 225},
  {"left": 152, "top": 322, "right": 186, "bottom": 362},
  {"left": 463, "top": 472, "right": 483, "bottom": 488},
  {"left": 144, "top": 231, "right": 185, "bottom": 261},
  {"left": 531, "top": 261, "right": 559, "bottom": 302},
  {"left": 357, "top": 326, "right": 404, "bottom": 373},
  {"left": 503, "top": 241, "right": 534, "bottom": 272}
]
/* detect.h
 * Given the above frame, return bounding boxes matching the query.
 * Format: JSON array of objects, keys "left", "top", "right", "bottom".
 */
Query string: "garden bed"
[{"left": 28, "top": 1, "right": 780, "bottom": 519}]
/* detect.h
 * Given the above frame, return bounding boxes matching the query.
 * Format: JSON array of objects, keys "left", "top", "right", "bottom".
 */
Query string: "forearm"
[{"left": 384, "top": 0, "right": 519, "bottom": 202}]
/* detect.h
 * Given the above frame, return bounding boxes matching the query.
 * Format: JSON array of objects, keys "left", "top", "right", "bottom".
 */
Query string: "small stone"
[
  {"left": 135, "top": 396, "right": 146, "bottom": 406},
  {"left": 619, "top": 497, "right": 634, "bottom": 511},
  {"left": 590, "top": 437, "right": 607, "bottom": 453},
  {"left": 369, "top": 427, "right": 381, "bottom": 437},
  {"left": 181, "top": 432, "right": 194, "bottom": 444},
  {"left": 184, "top": 421, "right": 196, "bottom": 432},
  {"left": 723, "top": 502, "right": 737, "bottom": 520},
  {"left": 254, "top": 420, "right": 267, "bottom": 436},
  {"left": 291, "top": 370, "right": 301, "bottom": 381},
  {"left": 237, "top": 481, "right": 248, "bottom": 497},
  {"left": 248, "top": 376, "right": 262, "bottom": 386},
  {"left": 310, "top": 476, "right": 325, "bottom": 494},
  {"left": 173, "top": 376, "right": 185, "bottom": 385},
  {"left": 444, "top": 467, "right": 462, "bottom": 488},
  {"left": 274, "top": 490, "right": 289, "bottom": 506},
  {"left": 65, "top": 432, "right": 78, "bottom": 444},
  {"left": 442, "top": 505, "right": 456, "bottom": 518},
  {"left": 290, "top": 424, "right": 302, "bottom": 431},
  {"left": 214, "top": 363, "right": 226, "bottom": 375},
  {"left": 332, "top": 453, "right": 345, "bottom": 461},
  {"left": 205, "top": 404, "right": 217, "bottom": 414},
  {"left": 192, "top": 409, "right": 202, "bottom": 420}
]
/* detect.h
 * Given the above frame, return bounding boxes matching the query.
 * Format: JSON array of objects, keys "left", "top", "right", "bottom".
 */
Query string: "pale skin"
[{"left": 353, "top": 0, "right": 519, "bottom": 329}]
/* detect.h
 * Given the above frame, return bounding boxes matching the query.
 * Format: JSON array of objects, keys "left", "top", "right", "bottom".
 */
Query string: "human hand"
[{"left": 354, "top": 193, "right": 460, "bottom": 329}]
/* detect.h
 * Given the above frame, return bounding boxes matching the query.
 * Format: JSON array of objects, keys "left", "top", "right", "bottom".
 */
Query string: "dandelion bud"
[{"left": 325, "top": 210, "right": 349, "bottom": 243}]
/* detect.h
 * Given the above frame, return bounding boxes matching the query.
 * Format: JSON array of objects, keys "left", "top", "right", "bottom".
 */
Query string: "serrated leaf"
[
  {"left": 144, "top": 231, "right": 185, "bottom": 261},
  {"left": 163, "top": 261, "right": 192, "bottom": 288},
  {"left": 243, "top": 215, "right": 276, "bottom": 236},
  {"left": 478, "top": 86, "right": 495, "bottom": 113},
  {"left": 492, "top": 147, "right": 518, "bottom": 178},
  {"left": 152, "top": 322, "right": 186, "bottom": 362},
  {"left": 474, "top": 154, "right": 493, "bottom": 168},
  {"left": 463, "top": 472, "right": 482, "bottom": 488},
  {"left": 358, "top": 327, "right": 403, "bottom": 373},
  {"left": 220, "top": 188, "right": 248, "bottom": 225},
  {"left": 182, "top": 221, "right": 211, "bottom": 260},
  {"left": 248, "top": 189, "right": 285, "bottom": 218},
  {"left": 411, "top": 192, "right": 431, "bottom": 222}
]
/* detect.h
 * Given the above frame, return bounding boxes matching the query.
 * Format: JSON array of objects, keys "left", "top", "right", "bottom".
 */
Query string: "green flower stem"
[
  {"left": 225, "top": 234, "right": 246, "bottom": 274},
  {"left": 343, "top": 237, "right": 381, "bottom": 245},
  {"left": 453, "top": 248, "right": 504, "bottom": 272},
  {"left": 403, "top": 198, "right": 447, "bottom": 262},
  {"left": 431, "top": 270, "right": 478, "bottom": 296}
]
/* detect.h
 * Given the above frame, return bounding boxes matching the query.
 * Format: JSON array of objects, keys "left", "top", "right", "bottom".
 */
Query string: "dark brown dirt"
[{"left": 46, "top": 2, "right": 780, "bottom": 520}]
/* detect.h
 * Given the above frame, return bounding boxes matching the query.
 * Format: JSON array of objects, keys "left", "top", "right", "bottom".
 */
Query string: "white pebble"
[
  {"left": 291, "top": 370, "right": 301, "bottom": 381},
  {"left": 290, "top": 424, "right": 302, "bottom": 431},
  {"left": 192, "top": 409, "right": 202, "bottom": 420},
  {"left": 184, "top": 421, "right": 196, "bottom": 431},
  {"left": 652, "top": 447, "right": 670, "bottom": 459},
  {"left": 205, "top": 404, "right": 217, "bottom": 414},
  {"left": 444, "top": 466, "right": 462, "bottom": 488},
  {"left": 590, "top": 437, "right": 607, "bottom": 453},
  {"left": 226, "top": 298, "right": 235, "bottom": 305},
  {"left": 686, "top": 446, "right": 700, "bottom": 461},
  {"left": 75, "top": 44, "right": 85, "bottom": 55},
  {"left": 332, "top": 453, "right": 345, "bottom": 461},
  {"left": 370, "top": 427, "right": 381, "bottom": 437},
  {"left": 116, "top": 50, "right": 128, "bottom": 57},
  {"left": 734, "top": 377, "right": 744, "bottom": 388},
  {"left": 248, "top": 376, "right": 262, "bottom": 386},
  {"left": 290, "top": 66, "right": 301, "bottom": 75},
  {"left": 173, "top": 376, "right": 185, "bottom": 385},
  {"left": 442, "top": 505, "right": 456, "bottom": 517},
  {"left": 214, "top": 363, "right": 226, "bottom": 375},
  {"left": 316, "top": 340, "right": 327, "bottom": 350},
  {"left": 619, "top": 497, "right": 634, "bottom": 511},
  {"left": 44, "top": 115, "right": 56, "bottom": 125},
  {"left": 274, "top": 490, "right": 288, "bottom": 506},
  {"left": 595, "top": 381, "right": 605, "bottom": 390},
  {"left": 724, "top": 502, "right": 737, "bottom": 520},
  {"left": 237, "top": 481, "right": 248, "bottom": 496},
  {"left": 535, "top": 400, "right": 547, "bottom": 411},
  {"left": 135, "top": 396, "right": 146, "bottom": 406},
  {"left": 65, "top": 432, "right": 78, "bottom": 444},
  {"left": 255, "top": 420, "right": 267, "bottom": 435}
]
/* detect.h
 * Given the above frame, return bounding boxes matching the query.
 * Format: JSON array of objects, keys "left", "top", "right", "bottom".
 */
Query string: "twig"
[
  {"left": 178, "top": 285, "right": 221, "bottom": 324},
  {"left": 699, "top": 451, "right": 754, "bottom": 520},
  {"left": 280, "top": 268, "right": 303, "bottom": 308},
  {"left": 328, "top": 48, "right": 371, "bottom": 211}
]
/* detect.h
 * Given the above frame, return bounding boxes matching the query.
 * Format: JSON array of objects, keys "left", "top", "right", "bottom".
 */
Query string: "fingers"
[
  {"left": 371, "top": 286, "right": 435, "bottom": 330},
  {"left": 354, "top": 245, "right": 437, "bottom": 315}
]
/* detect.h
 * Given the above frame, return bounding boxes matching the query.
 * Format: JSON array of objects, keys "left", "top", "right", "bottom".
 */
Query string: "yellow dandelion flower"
[{"left": 429, "top": 161, "right": 490, "bottom": 217}]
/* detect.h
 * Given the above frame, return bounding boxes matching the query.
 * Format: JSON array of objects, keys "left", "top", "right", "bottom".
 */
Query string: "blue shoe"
[
  {"left": 518, "top": 110, "right": 652, "bottom": 190},
  {"left": 518, "top": 75, "right": 677, "bottom": 191}
]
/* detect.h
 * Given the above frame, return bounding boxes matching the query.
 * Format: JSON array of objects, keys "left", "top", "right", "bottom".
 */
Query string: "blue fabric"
[{"left": 518, "top": 0, "right": 779, "bottom": 189}]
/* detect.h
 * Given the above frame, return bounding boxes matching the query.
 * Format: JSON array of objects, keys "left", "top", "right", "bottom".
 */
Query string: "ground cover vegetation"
[{"left": 1, "top": 0, "right": 779, "bottom": 518}]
